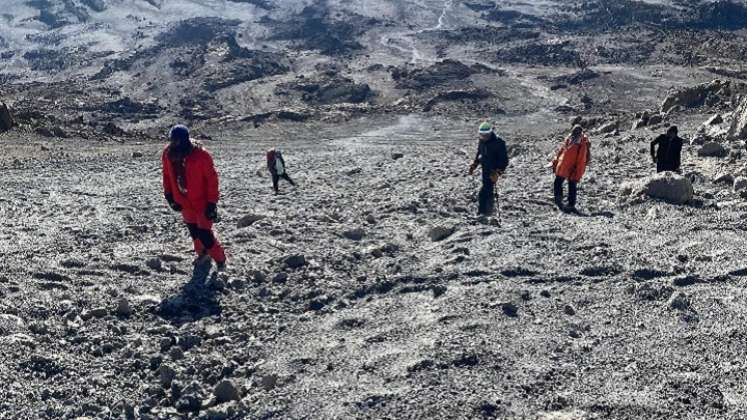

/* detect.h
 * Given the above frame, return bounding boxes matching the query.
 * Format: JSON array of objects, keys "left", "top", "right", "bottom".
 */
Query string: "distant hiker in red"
[
  {"left": 267, "top": 148, "right": 296, "bottom": 194},
  {"left": 162, "top": 125, "right": 227, "bottom": 271},
  {"left": 552, "top": 125, "right": 591, "bottom": 213}
]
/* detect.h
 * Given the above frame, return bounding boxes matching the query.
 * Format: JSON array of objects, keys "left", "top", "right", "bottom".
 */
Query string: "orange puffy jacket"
[
  {"left": 162, "top": 145, "right": 219, "bottom": 213},
  {"left": 553, "top": 135, "right": 591, "bottom": 182}
]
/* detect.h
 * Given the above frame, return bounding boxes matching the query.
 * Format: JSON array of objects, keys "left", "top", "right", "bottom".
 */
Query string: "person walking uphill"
[
  {"left": 162, "top": 125, "right": 227, "bottom": 272},
  {"left": 651, "top": 126, "right": 684, "bottom": 173},
  {"left": 552, "top": 125, "right": 591, "bottom": 213},
  {"left": 469, "top": 122, "right": 509, "bottom": 216},
  {"left": 267, "top": 148, "right": 296, "bottom": 194}
]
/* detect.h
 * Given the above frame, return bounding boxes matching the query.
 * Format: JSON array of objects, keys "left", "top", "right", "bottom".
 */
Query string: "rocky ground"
[{"left": 6, "top": 0, "right": 747, "bottom": 419}]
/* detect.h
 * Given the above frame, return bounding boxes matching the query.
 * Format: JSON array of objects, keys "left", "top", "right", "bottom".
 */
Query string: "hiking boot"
[
  {"left": 193, "top": 254, "right": 211, "bottom": 266},
  {"left": 216, "top": 261, "right": 227, "bottom": 272}
]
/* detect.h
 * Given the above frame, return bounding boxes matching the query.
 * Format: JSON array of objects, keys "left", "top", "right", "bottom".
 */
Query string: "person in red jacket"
[
  {"left": 162, "top": 125, "right": 226, "bottom": 271},
  {"left": 552, "top": 125, "right": 591, "bottom": 213}
]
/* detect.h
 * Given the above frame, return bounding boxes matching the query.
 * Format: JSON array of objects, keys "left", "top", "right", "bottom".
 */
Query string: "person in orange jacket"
[
  {"left": 162, "top": 125, "right": 227, "bottom": 271},
  {"left": 552, "top": 125, "right": 591, "bottom": 213}
]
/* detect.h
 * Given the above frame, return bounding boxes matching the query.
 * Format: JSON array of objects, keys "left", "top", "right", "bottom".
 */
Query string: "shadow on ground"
[{"left": 156, "top": 262, "right": 222, "bottom": 325}]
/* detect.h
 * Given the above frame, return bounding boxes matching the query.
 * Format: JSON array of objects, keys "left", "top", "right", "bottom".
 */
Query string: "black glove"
[
  {"left": 205, "top": 202, "right": 218, "bottom": 221},
  {"left": 165, "top": 193, "right": 182, "bottom": 212}
]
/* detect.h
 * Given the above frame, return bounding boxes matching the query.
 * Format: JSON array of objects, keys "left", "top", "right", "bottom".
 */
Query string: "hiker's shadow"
[{"left": 157, "top": 263, "right": 222, "bottom": 326}]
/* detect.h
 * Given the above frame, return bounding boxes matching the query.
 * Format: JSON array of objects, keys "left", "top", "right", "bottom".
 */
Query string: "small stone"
[
  {"left": 169, "top": 346, "right": 184, "bottom": 360},
  {"left": 391, "top": 152, "right": 404, "bottom": 160},
  {"left": 116, "top": 298, "right": 131, "bottom": 317},
  {"left": 251, "top": 271, "right": 267, "bottom": 283},
  {"left": 158, "top": 364, "right": 176, "bottom": 388},
  {"left": 501, "top": 302, "right": 518, "bottom": 318},
  {"left": 160, "top": 337, "right": 173, "bottom": 352},
  {"left": 283, "top": 255, "right": 306, "bottom": 269},
  {"left": 343, "top": 228, "right": 365, "bottom": 241},
  {"left": 237, "top": 214, "right": 266, "bottom": 228},
  {"left": 228, "top": 278, "right": 245, "bottom": 290},
  {"left": 540, "top": 290, "right": 551, "bottom": 298},
  {"left": 213, "top": 380, "right": 240, "bottom": 404},
  {"left": 428, "top": 225, "right": 455, "bottom": 242},
  {"left": 145, "top": 258, "right": 162, "bottom": 271},
  {"left": 149, "top": 355, "right": 163, "bottom": 370},
  {"left": 668, "top": 292, "right": 691, "bottom": 311},
  {"left": 734, "top": 177, "right": 747, "bottom": 192},
  {"left": 564, "top": 305, "right": 576, "bottom": 316},
  {"left": 132, "top": 151, "right": 144, "bottom": 158},
  {"left": 272, "top": 273, "right": 289, "bottom": 283},
  {"left": 89, "top": 307, "right": 107, "bottom": 319},
  {"left": 260, "top": 374, "right": 278, "bottom": 391}
]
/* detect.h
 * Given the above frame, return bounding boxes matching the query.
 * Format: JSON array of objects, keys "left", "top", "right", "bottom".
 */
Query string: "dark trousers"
[
  {"left": 272, "top": 172, "right": 295, "bottom": 192},
  {"left": 478, "top": 175, "right": 496, "bottom": 215},
  {"left": 657, "top": 162, "right": 679, "bottom": 173},
  {"left": 554, "top": 176, "right": 577, "bottom": 208}
]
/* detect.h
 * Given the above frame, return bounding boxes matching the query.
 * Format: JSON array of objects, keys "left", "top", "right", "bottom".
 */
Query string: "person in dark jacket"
[
  {"left": 469, "top": 122, "right": 509, "bottom": 216},
  {"left": 651, "top": 126, "right": 684, "bottom": 173},
  {"left": 267, "top": 148, "right": 296, "bottom": 194}
]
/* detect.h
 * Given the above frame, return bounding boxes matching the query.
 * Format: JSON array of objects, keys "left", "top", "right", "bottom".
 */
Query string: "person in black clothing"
[
  {"left": 267, "top": 148, "right": 296, "bottom": 194},
  {"left": 469, "top": 122, "right": 509, "bottom": 216},
  {"left": 651, "top": 126, "right": 684, "bottom": 173}
]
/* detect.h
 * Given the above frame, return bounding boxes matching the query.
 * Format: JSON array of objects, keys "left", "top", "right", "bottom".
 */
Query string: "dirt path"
[{"left": 2, "top": 116, "right": 747, "bottom": 418}]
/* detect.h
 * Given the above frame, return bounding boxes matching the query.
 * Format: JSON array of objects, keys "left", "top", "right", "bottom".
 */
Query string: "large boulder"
[
  {"left": 621, "top": 172, "right": 694, "bottom": 204},
  {"left": 697, "top": 142, "right": 728, "bottom": 157},
  {"left": 0, "top": 102, "right": 13, "bottom": 132},
  {"left": 729, "top": 96, "right": 747, "bottom": 140}
]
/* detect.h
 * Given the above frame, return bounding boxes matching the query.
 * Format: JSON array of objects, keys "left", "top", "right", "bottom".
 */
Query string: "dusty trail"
[{"left": 4, "top": 116, "right": 747, "bottom": 418}]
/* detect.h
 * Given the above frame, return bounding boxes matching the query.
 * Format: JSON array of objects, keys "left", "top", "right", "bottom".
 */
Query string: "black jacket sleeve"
[{"left": 495, "top": 137, "right": 509, "bottom": 172}]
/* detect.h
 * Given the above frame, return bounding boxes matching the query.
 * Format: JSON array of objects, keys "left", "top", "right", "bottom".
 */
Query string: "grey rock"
[
  {"left": 237, "top": 214, "right": 267, "bottom": 228},
  {"left": 622, "top": 172, "right": 693, "bottom": 205},
  {"left": 145, "top": 258, "right": 162, "bottom": 271},
  {"left": 343, "top": 228, "right": 365, "bottom": 241},
  {"left": 260, "top": 374, "right": 278, "bottom": 391},
  {"left": 88, "top": 307, "right": 107, "bottom": 319},
  {"left": 647, "top": 114, "right": 663, "bottom": 126},
  {"left": 272, "top": 272, "right": 289, "bottom": 283},
  {"left": 283, "top": 254, "right": 306, "bottom": 269},
  {"left": 158, "top": 364, "right": 176, "bottom": 388},
  {"left": 734, "top": 176, "right": 747, "bottom": 192},
  {"left": 502, "top": 302, "right": 518, "bottom": 318},
  {"left": 706, "top": 114, "right": 723, "bottom": 125},
  {"left": 698, "top": 142, "right": 728, "bottom": 158},
  {"left": 169, "top": 346, "right": 184, "bottom": 360},
  {"left": 668, "top": 292, "right": 691, "bottom": 311},
  {"left": 428, "top": 225, "right": 455, "bottom": 242},
  {"left": 213, "top": 380, "right": 240, "bottom": 403},
  {"left": 714, "top": 173, "right": 735, "bottom": 185},
  {"left": 116, "top": 298, "right": 131, "bottom": 317}
]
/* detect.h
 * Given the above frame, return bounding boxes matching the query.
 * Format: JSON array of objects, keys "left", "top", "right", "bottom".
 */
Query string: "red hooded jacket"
[{"left": 162, "top": 145, "right": 219, "bottom": 213}]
